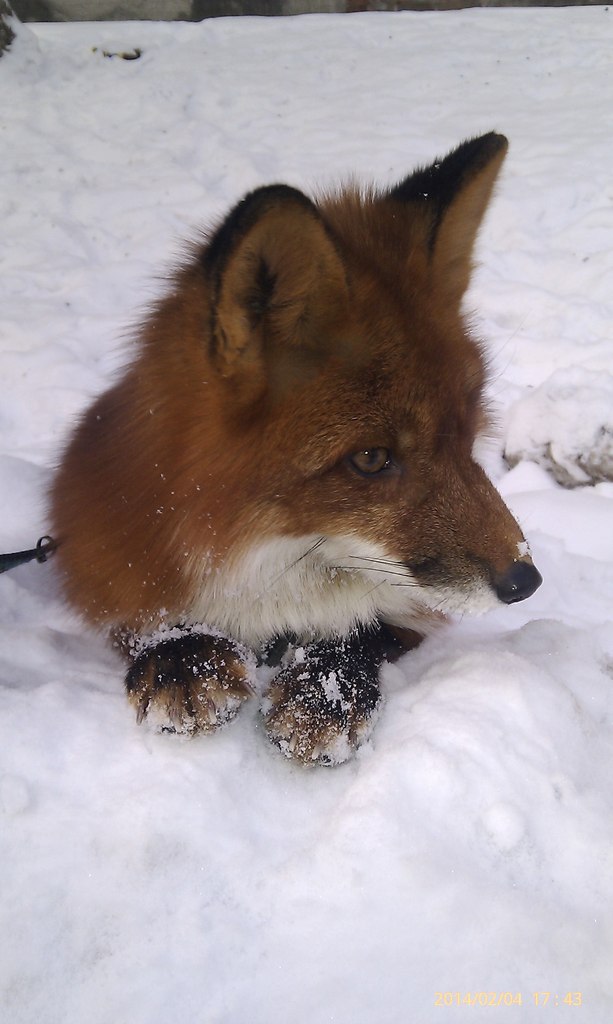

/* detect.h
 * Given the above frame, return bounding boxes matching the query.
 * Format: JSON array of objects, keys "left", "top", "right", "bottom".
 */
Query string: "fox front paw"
[
  {"left": 126, "top": 631, "right": 254, "bottom": 734},
  {"left": 261, "top": 636, "right": 382, "bottom": 766}
]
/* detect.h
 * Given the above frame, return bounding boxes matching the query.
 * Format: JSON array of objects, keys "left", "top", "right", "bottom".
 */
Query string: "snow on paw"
[
  {"left": 125, "top": 631, "right": 255, "bottom": 734},
  {"left": 261, "top": 642, "right": 382, "bottom": 766}
]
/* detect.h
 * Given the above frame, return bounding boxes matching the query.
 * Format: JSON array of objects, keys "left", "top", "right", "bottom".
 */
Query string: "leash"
[{"left": 0, "top": 535, "right": 57, "bottom": 575}]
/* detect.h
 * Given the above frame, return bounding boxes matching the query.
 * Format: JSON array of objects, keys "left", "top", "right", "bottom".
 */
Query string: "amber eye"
[{"left": 349, "top": 448, "right": 392, "bottom": 476}]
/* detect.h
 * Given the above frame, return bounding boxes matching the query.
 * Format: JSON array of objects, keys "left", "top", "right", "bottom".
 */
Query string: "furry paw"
[
  {"left": 261, "top": 636, "right": 382, "bottom": 766},
  {"left": 126, "top": 631, "right": 254, "bottom": 734}
]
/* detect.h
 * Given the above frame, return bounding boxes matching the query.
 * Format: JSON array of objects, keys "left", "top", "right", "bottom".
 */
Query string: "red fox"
[{"left": 50, "top": 133, "right": 541, "bottom": 765}]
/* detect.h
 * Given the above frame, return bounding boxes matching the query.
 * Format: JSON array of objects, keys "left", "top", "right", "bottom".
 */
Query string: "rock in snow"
[{"left": 505, "top": 366, "right": 613, "bottom": 487}]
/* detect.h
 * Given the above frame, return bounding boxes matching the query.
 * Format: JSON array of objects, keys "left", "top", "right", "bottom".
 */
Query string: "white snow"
[
  {"left": 505, "top": 366, "right": 613, "bottom": 486},
  {"left": 1, "top": 8, "right": 613, "bottom": 1023}
]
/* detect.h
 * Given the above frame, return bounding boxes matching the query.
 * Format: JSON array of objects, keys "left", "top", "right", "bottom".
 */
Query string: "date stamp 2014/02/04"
[{"left": 434, "top": 992, "right": 583, "bottom": 1009}]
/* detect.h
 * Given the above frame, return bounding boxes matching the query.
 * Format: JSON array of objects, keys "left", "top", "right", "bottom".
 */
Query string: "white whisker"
[
  {"left": 265, "top": 536, "right": 326, "bottom": 591},
  {"left": 332, "top": 564, "right": 412, "bottom": 581},
  {"left": 342, "top": 554, "right": 408, "bottom": 569},
  {"left": 358, "top": 580, "right": 389, "bottom": 602}
]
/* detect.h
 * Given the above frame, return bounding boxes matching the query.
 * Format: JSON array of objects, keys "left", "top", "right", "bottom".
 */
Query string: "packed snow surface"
[{"left": 1, "top": 8, "right": 613, "bottom": 1023}]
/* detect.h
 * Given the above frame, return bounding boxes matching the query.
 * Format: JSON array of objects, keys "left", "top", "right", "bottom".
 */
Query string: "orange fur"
[{"left": 50, "top": 134, "right": 540, "bottom": 647}]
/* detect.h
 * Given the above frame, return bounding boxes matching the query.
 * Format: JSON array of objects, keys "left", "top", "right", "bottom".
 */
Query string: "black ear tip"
[
  {"left": 454, "top": 131, "right": 509, "bottom": 168},
  {"left": 389, "top": 132, "right": 509, "bottom": 209},
  {"left": 477, "top": 131, "right": 509, "bottom": 155},
  {"left": 203, "top": 184, "right": 316, "bottom": 279}
]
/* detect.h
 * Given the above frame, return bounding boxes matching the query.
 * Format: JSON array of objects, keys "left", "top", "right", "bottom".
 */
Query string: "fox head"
[
  {"left": 170, "top": 132, "right": 540, "bottom": 641},
  {"left": 51, "top": 133, "right": 541, "bottom": 642}
]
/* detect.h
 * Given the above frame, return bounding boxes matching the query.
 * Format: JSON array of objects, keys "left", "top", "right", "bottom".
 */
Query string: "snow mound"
[{"left": 505, "top": 366, "right": 613, "bottom": 487}]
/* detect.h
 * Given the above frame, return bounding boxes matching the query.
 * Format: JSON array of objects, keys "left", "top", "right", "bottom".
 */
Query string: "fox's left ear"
[
  {"left": 390, "top": 132, "right": 508, "bottom": 300},
  {"left": 204, "top": 184, "right": 349, "bottom": 387}
]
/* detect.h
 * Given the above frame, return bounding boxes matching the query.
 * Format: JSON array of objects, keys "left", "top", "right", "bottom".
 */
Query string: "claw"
[
  {"left": 125, "top": 632, "right": 255, "bottom": 734},
  {"left": 237, "top": 674, "right": 256, "bottom": 697},
  {"left": 206, "top": 697, "right": 219, "bottom": 727}
]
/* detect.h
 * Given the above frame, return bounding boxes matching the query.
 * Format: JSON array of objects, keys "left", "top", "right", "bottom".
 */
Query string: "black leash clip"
[{"left": 0, "top": 536, "right": 57, "bottom": 575}]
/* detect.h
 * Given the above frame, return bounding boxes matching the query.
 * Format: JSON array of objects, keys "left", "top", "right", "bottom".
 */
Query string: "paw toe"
[
  {"left": 126, "top": 632, "right": 254, "bottom": 735},
  {"left": 262, "top": 671, "right": 379, "bottom": 767}
]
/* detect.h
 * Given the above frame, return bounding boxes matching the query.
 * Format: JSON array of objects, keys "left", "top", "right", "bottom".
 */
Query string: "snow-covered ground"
[{"left": 1, "top": 8, "right": 613, "bottom": 1023}]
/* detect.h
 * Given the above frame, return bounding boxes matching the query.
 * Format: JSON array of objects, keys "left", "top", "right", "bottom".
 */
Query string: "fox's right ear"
[
  {"left": 204, "top": 185, "right": 348, "bottom": 383},
  {"left": 390, "top": 132, "right": 508, "bottom": 301}
]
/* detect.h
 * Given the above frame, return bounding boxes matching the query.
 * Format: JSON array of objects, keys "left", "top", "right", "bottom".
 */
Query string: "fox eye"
[{"left": 348, "top": 448, "right": 392, "bottom": 476}]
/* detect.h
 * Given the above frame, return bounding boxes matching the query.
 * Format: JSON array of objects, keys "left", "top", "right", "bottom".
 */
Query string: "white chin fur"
[{"left": 182, "top": 534, "right": 498, "bottom": 647}]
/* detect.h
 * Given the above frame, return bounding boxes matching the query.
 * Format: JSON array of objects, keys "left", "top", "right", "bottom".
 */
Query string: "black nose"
[{"left": 494, "top": 561, "right": 542, "bottom": 604}]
